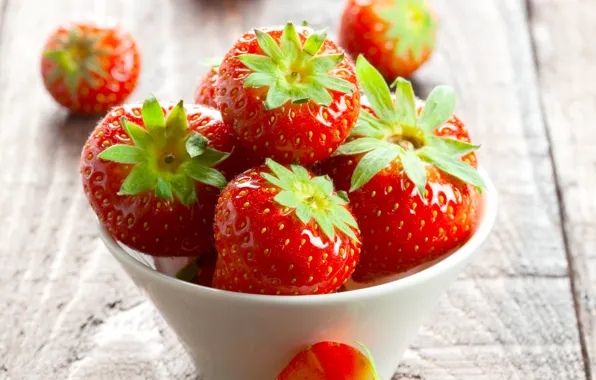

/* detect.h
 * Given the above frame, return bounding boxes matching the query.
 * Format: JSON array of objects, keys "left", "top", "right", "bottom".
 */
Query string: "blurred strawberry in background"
[
  {"left": 339, "top": 0, "right": 437, "bottom": 81},
  {"left": 41, "top": 20, "right": 140, "bottom": 114}
]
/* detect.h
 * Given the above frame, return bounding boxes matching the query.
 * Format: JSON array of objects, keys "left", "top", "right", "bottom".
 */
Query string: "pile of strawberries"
[
  {"left": 41, "top": 3, "right": 485, "bottom": 298},
  {"left": 39, "top": 1, "right": 486, "bottom": 377}
]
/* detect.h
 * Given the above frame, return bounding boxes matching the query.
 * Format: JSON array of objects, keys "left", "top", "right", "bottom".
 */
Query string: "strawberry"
[
  {"left": 81, "top": 95, "right": 249, "bottom": 257},
  {"left": 155, "top": 251, "right": 217, "bottom": 287},
  {"left": 194, "top": 59, "right": 221, "bottom": 108},
  {"left": 318, "top": 56, "right": 485, "bottom": 281},
  {"left": 276, "top": 341, "right": 380, "bottom": 380},
  {"left": 41, "top": 20, "right": 140, "bottom": 114},
  {"left": 212, "top": 159, "right": 361, "bottom": 295},
  {"left": 216, "top": 22, "right": 360, "bottom": 166},
  {"left": 339, "top": 0, "right": 437, "bottom": 81}
]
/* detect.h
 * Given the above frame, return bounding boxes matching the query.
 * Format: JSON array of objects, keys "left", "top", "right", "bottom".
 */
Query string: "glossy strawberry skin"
[
  {"left": 276, "top": 342, "right": 377, "bottom": 380},
  {"left": 41, "top": 20, "right": 140, "bottom": 114},
  {"left": 212, "top": 167, "right": 361, "bottom": 295},
  {"left": 339, "top": 0, "right": 435, "bottom": 81},
  {"left": 216, "top": 26, "right": 361, "bottom": 166},
  {"left": 81, "top": 104, "right": 249, "bottom": 257},
  {"left": 194, "top": 66, "right": 219, "bottom": 108},
  {"left": 319, "top": 113, "right": 480, "bottom": 281}
]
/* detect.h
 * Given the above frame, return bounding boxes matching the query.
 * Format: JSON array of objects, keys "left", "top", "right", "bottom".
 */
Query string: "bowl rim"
[{"left": 100, "top": 166, "right": 498, "bottom": 306}]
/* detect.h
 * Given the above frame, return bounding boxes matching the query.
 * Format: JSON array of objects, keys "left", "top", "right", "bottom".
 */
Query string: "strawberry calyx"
[
  {"left": 334, "top": 56, "right": 485, "bottom": 198},
  {"left": 237, "top": 22, "right": 356, "bottom": 110},
  {"left": 376, "top": 0, "right": 436, "bottom": 60},
  {"left": 262, "top": 158, "right": 360, "bottom": 242},
  {"left": 43, "top": 25, "right": 110, "bottom": 98},
  {"left": 98, "top": 95, "right": 229, "bottom": 205}
]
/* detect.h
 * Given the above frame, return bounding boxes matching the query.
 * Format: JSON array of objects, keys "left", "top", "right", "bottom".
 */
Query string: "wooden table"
[{"left": 1, "top": 0, "right": 594, "bottom": 379}]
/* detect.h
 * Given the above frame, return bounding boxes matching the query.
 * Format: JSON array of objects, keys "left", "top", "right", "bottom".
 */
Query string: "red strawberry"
[
  {"left": 194, "top": 59, "right": 221, "bottom": 108},
  {"left": 216, "top": 22, "right": 360, "bottom": 166},
  {"left": 339, "top": 0, "right": 437, "bottom": 81},
  {"left": 276, "top": 341, "right": 380, "bottom": 380},
  {"left": 213, "top": 159, "right": 361, "bottom": 295},
  {"left": 154, "top": 251, "right": 217, "bottom": 287},
  {"left": 41, "top": 20, "right": 140, "bottom": 114},
  {"left": 318, "top": 56, "right": 484, "bottom": 281},
  {"left": 81, "top": 95, "right": 249, "bottom": 257}
]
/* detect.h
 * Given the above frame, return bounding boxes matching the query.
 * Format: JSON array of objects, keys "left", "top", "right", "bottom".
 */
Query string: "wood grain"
[
  {"left": 0, "top": 0, "right": 588, "bottom": 379},
  {"left": 529, "top": 0, "right": 596, "bottom": 378}
]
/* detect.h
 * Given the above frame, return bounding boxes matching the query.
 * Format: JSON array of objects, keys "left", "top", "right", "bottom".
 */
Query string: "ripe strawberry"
[
  {"left": 41, "top": 20, "right": 140, "bottom": 114},
  {"left": 276, "top": 341, "right": 380, "bottom": 380},
  {"left": 154, "top": 251, "right": 217, "bottom": 287},
  {"left": 213, "top": 159, "right": 361, "bottom": 295},
  {"left": 81, "top": 95, "right": 249, "bottom": 257},
  {"left": 318, "top": 56, "right": 485, "bottom": 281},
  {"left": 216, "top": 22, "right": 360, "bottom": 166},
  {"left": 339, "top": 0, "right": 437, "bottom": 81},
  {"left": 194, "top": 59, "right": 221, "bottom": 108}
]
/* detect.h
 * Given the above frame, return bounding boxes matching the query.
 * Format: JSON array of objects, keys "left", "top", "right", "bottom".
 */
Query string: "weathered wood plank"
[
  {"left": 0, "top": 0, "right": 587, "bottom": 379},
  {"left": 529, "top": 0, "right": 596, "bottom": 378}
]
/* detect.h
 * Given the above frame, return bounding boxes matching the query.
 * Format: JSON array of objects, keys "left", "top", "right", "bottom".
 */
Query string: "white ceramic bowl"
[{"left": 100, "top": 167, "right": 497, "bottom": 380}]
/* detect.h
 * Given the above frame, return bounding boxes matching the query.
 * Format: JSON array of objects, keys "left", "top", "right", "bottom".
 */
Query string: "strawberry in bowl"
[
  {"left": 41, "top": 19, "right": 140, "bottom": 114},
  {"left": 80, "top": 95, "right": 249, "bottom": 257},
  {"left": 318, "top": 56, "right": 484, "bottom": 282},
  {"left": 213, "top": 159, "right": 361, "bottom": 295},
  {"left": 216, "top": 22, "right": 360, "bottom": 165},
  {"left": 339, "top": 0, "right": 437, "bottom": 81}
]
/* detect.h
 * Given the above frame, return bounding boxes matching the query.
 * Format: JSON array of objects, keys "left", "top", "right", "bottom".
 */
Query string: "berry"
[
  {"left": 213, "top": 159, "right": 361, "bottom": 295},
  {"left": 319, "top": 56, "right": 484, "bottom": 281},
  {"left": 339, "top": 0, "right": 437, "bottom": 81},
  {"left": 81, "top": 95, "right": 248, "bottom": 257},
  {"left": 217, "top": 22, "right": 360, "bottom": 165},
  {"left": 41, "top": 20, "right": 140, "bottom": 114}
]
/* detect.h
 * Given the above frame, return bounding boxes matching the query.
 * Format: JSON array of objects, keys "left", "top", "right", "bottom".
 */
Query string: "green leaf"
[
  {"left": 192, "top": 148, "right": 230, "bottom": 167},
  {"left": 265, "top": 81, "right": 291, "bottom": 110},
  {"left": 98, "top": 144, "right": 145, "bottom": 164},
  {"left": 175, "top": 260, "right": 199, "bottom": 282},
  {"left": 121, "top": 118, "right": 153, "bottom": 150},
  {"left": 427, "top": 136, "right": 480, "bottom": 157},
  {"left": 274, "top": 190, "right": 301, "bottom": 208},
  {"left": 155, "top": 178, "right": 173, "bottom": 199},
  {"left": 313, "top": 74, "right": 355, "bottom": 94},
  {"left": 291, "top": 165, "right": 311, "bottom": 181},
  {"left": 306, "top": 82, "right": 333, "bottom": 106},
  {"left": 332, "top": 204, "right": 358, "bottom": 228},
  {"left": 281, "top": 22, "right": 301, "bottom": 63},
  {"left": 296, "top": 203, "right": 313, "bottom": 224},
  {"left": 311, "top": 54, "right": 344, "bottom": 72},
  {"left": 328, "top": 210, "right": 358, "bottom": 241},
  {"left": 261, "top": 172, "right": 286, "bottom": 189},
  {"left": 185, "top": 162, "right": 228, "bottom": 189},
  {"left": 289, "top": 86, "right": 309, "bottom": 103},
  {"left": 419, "top": 147, "right": 486, "bottom": 190},
  {"left": 265, "top": 158, "right": 296, "bottom": 186},
  {"left": 118, "top": 164, "right": 158, "bottom": 196},
  {"left": 313, "top": 209, "right": 335, "bottom": 241},
  {"left": 399, "top": 150, "right": 427, "bottom": 198},
  {"left": 254, "top": 29, "right": 283, "bottom": 62},
  {"left": 350, "top": 145, "right": 400, "bottom": 191},
  {"left": 392, "top": 77, "right": 417, "bottom": 126},
  {"left": 303, "top": 29, "right": 328, "bottom": 56},
  {"left": 244, "top": 72, "right": 277, "bottom": 87},
  {"left": 351, "top": 110, "right": 387, "bottom": 138},
  {"left": 142, "top": 94, "right": 166, "bottom": 137},
  {"left": 165, "top": 100, "right": 188, "bottom": 139},
  {"left": 333, "top": 137, "right": 390, "bottom": 156},
  {"left": 356, "top": 55, "right": 397, "bottom": 123},
  {"left": 185, "top": 132, "right": 209, "bottom": 158},
  {"left": 170, "top": 174, "right": 197, "bottom": 205},
  {"left": 333, "top": 192, "right": 349, "bottom": 204},
  {"left": 310, "top": 176, "right": 333, "bottom": 195},
  {"left": 417, "top": 85, "right": 456, "bottom": 133},
  {"left": 236, "top": 54, "right": 277, "bottom": 73}
]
